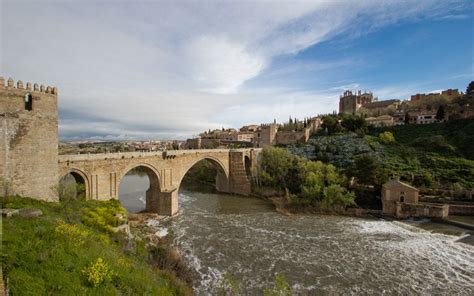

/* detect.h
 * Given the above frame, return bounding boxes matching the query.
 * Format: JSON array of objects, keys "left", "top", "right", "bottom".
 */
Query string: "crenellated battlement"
[{"left": 0, "top": 76, "right": 58, "bottom": 95}]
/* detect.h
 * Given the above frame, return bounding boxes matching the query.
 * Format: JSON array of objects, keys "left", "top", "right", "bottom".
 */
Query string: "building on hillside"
[
  {"left": 406, "top": 112, "right": 437, "bottom": 124},
  {"left": 339, "top": 90, "right": 375, "bottom": 114},
  {"left": 410, "top": 92, "right": 440, "bottom": 102},
  {"left": 381, "top": 177, "right": 449, "bottom": 219},
  {"left": 365, "top": 115, "right": 395, "bottom": 127},
  {"left": 240, "top": 125, "right": 259, "bottom": 132},
  {"left": 392, "top": 110, "right": 406, "bottom": 125},
  {"left": 275, "top": 129, "right": 311, "bottom": 145},
  {"left": 273, "top": 117, "right": 321, "bottom": 145},
  {"left": 410, "top": 89, "right": 462, "bottom": 102},
  {"left": 441, "top": 89, "right": 462, "bottom": 98},
  {"left": 359, "top": 99, "right": 401, "bottom": 116},
  {"left": 415, "top": 113, "right": 437, "bottom": 124},
  {"left": 235, "top": 132, "right": 254, "bottom": 142},
  {"left": 253, "top": 123, "right": 278, "bottom": 148},
  {"left": 382, "top": 178, "right": 419, "bottom": 216}
]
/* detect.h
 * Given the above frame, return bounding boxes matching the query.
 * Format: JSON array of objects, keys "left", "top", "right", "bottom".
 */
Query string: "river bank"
[{"left": 1, "top": 196, "right": 192, "bottom": 294}]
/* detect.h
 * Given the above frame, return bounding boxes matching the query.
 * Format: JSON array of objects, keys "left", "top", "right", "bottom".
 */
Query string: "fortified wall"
[{"left": 0, "top": 77, "right": 59, "bottom": 200}]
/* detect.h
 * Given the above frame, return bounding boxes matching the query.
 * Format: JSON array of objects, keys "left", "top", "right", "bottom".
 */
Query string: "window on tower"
[{"left": 24, "top": 93, "right": 33, "bottom": 111}]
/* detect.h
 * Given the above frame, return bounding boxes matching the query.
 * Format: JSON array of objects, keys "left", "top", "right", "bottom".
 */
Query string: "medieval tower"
[{"left": 0, "top": 77, "right": 59, "bottom": 200}]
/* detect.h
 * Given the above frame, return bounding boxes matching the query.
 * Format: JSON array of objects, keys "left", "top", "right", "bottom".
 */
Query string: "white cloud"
[
  {"left": 185, "top": 36, "right": 265, "bottom": 94},
  {"left": 1, "top": 0, "right": 468, "bottom": 139}
]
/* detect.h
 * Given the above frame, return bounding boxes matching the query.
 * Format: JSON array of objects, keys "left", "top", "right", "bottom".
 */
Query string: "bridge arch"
[
  {"left": 59, "top": 168, "right": 90, "bottom": 200},
  {"left": 118, "top": 163, "right": 161, "bottom": 213},
  {"left": 177, "top": 156, "right": 230, "bottom": 193}
]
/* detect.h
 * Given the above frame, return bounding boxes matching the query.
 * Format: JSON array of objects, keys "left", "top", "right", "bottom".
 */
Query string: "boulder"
[
  {"left": 19, "top": 208, "right": 43, "bottom": 218},
  {"left": 1, "top": 208, "right": 19, "bottom": 218}
]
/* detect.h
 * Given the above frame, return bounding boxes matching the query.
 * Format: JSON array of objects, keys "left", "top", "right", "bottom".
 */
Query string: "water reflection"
[{"left": 118, "top": 174, "right": 149, "bottom": 213}]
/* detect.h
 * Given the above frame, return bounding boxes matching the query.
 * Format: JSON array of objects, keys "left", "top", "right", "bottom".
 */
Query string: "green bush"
[
  {"left": 378, "top": 131, "right": 395, "bottom": 144},
  {"left": 82, "top": 257, "right": 115, "bottom": 287},
  {"left": 81, "top": 199, "right": 127, "bottom": 232}
]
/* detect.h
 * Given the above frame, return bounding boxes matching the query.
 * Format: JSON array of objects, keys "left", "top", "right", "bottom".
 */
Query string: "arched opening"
[
  {"left": 400, "top": 192, "right": 405, "bottom": 203},
  {"left": 118, "top": 166, "right": 160, "bottom": 213},
  {"left": 24, "top": 93, "right": 33, "bottom": 111},
  {"left": 59, "top": 171, "right": 86, "bottom": 200},
  {"left": 180, "top": 158, "right": 229, "bottom": 194},
  {"left": 244, "top": 156, "right": 252, "bottom": 181}
]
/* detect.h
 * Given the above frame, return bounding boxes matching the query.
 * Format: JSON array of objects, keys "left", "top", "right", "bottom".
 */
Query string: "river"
[{"left": 119, "top": 174, "right": 474, "bottom": 295}]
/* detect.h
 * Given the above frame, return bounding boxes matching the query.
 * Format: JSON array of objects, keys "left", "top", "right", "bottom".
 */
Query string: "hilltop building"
[
  {"left": 339, "top": 90, "right": 375, "bottom": 114},
  {"left": 358, "top": 99, "right": 401, "bottom": 116},
  {"left": 411, "top": 89, "right": 462, "bottom": 102}
]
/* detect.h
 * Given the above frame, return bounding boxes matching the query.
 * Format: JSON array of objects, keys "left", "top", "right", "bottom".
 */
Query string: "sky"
[{"left": 1, "top": 0, "right": 473, "bottom": 140}]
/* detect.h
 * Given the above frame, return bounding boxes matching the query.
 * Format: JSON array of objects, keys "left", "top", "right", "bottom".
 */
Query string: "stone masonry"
[
  {"left": 1, "top": 76, "right": 260, "bottom": 215},
  {"left": 59, "top": 149, "right": 260, "bottom": 215},
  {"left": 0, "top": 77, "right": 58, "bottom": 201}
]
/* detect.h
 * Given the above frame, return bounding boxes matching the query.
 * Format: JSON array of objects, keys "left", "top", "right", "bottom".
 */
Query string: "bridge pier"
[
  {"left": 146, "top": 188, "right": 178, "bottom": 216},
  {"left": 229, "top": 151, "right": 252, "bottom": 195},
  {"left": 215, "top": 171, "right": 230, "bottom": 193}
]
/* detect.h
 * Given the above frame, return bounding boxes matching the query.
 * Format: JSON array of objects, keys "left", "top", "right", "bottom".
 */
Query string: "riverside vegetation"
[
  {"left": 1, "top": 195, "right": 192, "bottom": 295},
  {"left": 288, "top": 117, "right": 474, "bottom": 208}
]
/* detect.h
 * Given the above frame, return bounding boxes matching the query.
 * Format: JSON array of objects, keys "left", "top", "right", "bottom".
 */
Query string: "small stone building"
[{"left": 382, "top": 178, "right": 419, "bottom": 216}]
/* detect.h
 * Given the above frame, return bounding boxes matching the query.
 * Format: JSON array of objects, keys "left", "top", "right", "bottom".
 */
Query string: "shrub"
[
  {"left": 378, "top": 131, "right": 395, "bottom": 144},
  {"left": 55, "top": 221, "right": 92, "bottom": 247},
  {"left": 81, "top": 200, "right": 127, "bottom": 232},
  {"left": 82, "top": 257, "right": 115, "bottom": 287}
]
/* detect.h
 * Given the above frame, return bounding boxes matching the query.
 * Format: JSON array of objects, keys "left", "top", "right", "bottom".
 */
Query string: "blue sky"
[{"left": 2, "top": 0, "right": 473, "bottom": 140}]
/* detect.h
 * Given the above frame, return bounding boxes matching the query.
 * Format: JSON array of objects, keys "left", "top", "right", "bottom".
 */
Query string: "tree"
[
  {"left": 341, "top": 114, "right": 367, "bottom": 132},
  {"left": 320, "top": 184, "right": 356, "bottom": 209},
  {"left": 404, "top": 112, "right": 410, "bottom": 125},
  {"left": 321, "top": 115, "right": 341, "bottom": 135},
  {"left": 466, "top": 81, "right": 474, "bottom": 98},
  {"left": 436, "top": 105, "right": 445, "bottom": 121},
  {"left": 348, "top": 155, "right": 388, "bottom": 187},
  {"left": 259, "top": 148, "right": 296, "bottom": 188}
]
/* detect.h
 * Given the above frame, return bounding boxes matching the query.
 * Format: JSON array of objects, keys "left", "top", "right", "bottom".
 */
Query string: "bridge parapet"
[
  {"left": 59, "top": 148, "right": 262, "bottom": 162},
  {"left": 58, "top": 148, "right": 262, "bottom": 216}
]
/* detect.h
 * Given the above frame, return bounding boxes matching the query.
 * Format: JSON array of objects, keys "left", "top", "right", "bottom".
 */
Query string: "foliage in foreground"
[
  {"left": 257, "top": 147, "right": 355, "bottom": 209},
  {"left": 1, "top": 196, "right": 190, "bottom": 295}
]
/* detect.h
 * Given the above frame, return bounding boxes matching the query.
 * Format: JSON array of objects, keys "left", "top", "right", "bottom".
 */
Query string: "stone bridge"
[{"left": 58, "top": 148, "right": 261, "bottom": 215}]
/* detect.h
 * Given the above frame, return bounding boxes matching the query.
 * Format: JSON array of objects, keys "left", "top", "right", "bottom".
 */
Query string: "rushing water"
[{"left": 119, "top": 174, "right": 474, "bottom": 295}]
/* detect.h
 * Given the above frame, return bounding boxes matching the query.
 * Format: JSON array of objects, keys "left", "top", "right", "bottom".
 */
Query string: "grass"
[{"left": 1, "top": 196, "right": 191, "bottom": 295}]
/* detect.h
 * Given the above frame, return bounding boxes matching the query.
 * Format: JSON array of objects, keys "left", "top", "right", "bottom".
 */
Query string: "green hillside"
[
  {"left": 1, "top": 197, "right": 191, "bottom": 295},
  {"left": 289, "top": 118, "right": 474, "bottom": 190}
]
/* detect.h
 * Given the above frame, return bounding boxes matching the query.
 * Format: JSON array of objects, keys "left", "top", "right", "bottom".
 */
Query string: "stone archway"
[
  {"left": 118, "top": 164, "right": 161, "bottom": 213},
  {"left": 178, "top": 156, "right": 230, "bottom": 194},
  {"left": 59, "top": 169, "right": 89, "bottom": 200}
]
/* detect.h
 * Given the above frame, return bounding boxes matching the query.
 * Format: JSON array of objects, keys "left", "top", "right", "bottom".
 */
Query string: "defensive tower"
[{"left": 0, "top": 76, "right": 59, "bottom": 200}]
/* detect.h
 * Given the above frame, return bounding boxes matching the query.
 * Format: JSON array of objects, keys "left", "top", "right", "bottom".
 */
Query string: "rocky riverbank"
[{"left": 127, "top": 213, "right": 194, "bottom": 287}]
